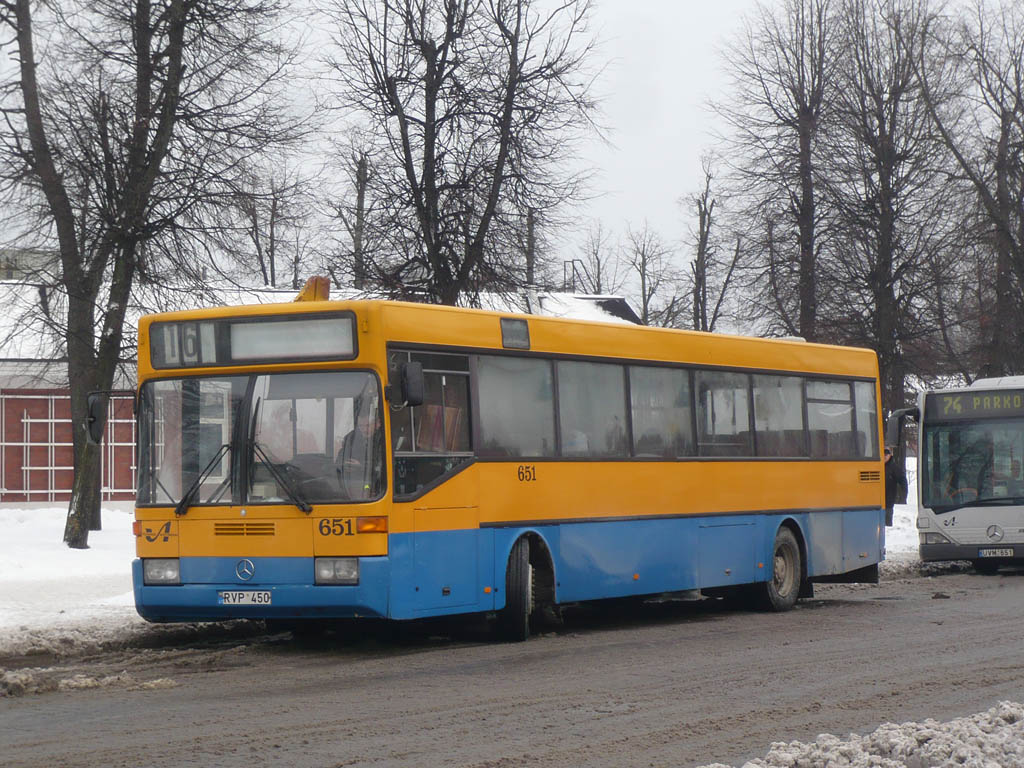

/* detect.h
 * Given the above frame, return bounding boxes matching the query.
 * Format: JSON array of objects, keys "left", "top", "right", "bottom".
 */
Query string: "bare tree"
[
  {"left": 575, "top": 220, "right": 625, "bottom": 295},
  {"left": 688, "top": 157, "right": 739, "bottom": 332},
  {"left": 905, "top": 0, "right": 1024, "bottom": 375},
  {"left": 321, "top": 129, "right": 392, "bottom": 292},
  {"left": 0, "top": 0, "right": 302, "bottom": 547},
  {"left": 716, "top": 0, "right": 839, "bottom": 341},
  {"left": 815, "top": 0, "right": 956, "bottom": 411},
  {"left": 210, "top": 161, "right": 320, "bottom": 289},
  {"left": 323, "top": 0, "right": 599, "bottom": 305},
  {"left": 624, "top": 222, "right": 686, "bottom": 328}
]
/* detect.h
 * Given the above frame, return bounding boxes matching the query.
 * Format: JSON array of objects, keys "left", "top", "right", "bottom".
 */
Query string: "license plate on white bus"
[
  {"left": 218, "top": 591, "right": 272, "bottom": 605},
  {"left": 978, "top": 548, "right": 1014, "bottom": 558}
]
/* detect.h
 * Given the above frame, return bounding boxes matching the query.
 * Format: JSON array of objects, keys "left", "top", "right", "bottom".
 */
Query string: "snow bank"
[
  {"left": 700, "top": 701, "right": 1024, "bottom": 768},
  {"left": 0, "top": 505, "right": 147, "bottom": 658}
]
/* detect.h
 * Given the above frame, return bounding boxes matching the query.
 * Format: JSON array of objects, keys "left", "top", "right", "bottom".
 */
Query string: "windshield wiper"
[
  {"left": 250, "top": 442, "right": 312, "bottom": 514},
  {"left": 245, "top": 395, "right": 311, "bottom": 513},
  {"left": 175, "top": 443, "right": 230, "bottom": 517}
]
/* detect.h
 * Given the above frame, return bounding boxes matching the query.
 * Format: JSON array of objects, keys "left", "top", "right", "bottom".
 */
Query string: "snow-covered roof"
[
  {"left": 476, "top": 289, "right": 640, "bottom": 325},
  {"left": 0, "top": 281, "right": 304, "bottom": 388},
  {"left": 0, "top": 281, "right": 639, "bottom": 388}
]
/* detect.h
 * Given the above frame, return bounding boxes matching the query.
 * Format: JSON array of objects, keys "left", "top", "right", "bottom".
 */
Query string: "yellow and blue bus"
[{"left": 103, "top": 281, "right": 886, "bottom": 640}]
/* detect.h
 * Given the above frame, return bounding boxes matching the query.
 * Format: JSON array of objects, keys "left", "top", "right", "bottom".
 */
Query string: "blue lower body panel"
[
  {"left": 132, "top": 556, "right": 390, "bottom": 622},
  {"left": 484, "top": 508, "right": 884, "bottom": 608},
  {"left": 134, "top": 508, "right": 884, "bottom": 622}
]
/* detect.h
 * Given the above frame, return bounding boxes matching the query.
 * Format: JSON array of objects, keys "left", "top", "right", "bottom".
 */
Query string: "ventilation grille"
[
  {"left": 214, "top": 522, "right": 276, "bottom": 537},
  {"left": 859, "top": 470, "right": 881, "bottom": 482}
]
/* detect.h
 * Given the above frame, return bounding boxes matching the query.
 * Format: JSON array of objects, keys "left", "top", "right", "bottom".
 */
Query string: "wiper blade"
[
  {"left": 175, "top": 443, "right": 230, "bottom": 517},
  {"left": 251, "top": 441, "right": 312, "bottom": 514}
]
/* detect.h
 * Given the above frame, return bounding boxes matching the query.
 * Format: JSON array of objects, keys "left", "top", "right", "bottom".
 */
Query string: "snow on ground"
[
  {"left": 0, "top": 502, "right": 151, "bottom": 659},
  {"left": 699, "top": 701, "right": 1024, "bottom": 768}
]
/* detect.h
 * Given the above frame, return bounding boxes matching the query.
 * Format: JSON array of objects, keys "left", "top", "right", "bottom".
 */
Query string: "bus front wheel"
[
  {"left": 758, "top": 527, "right": 802, "bottom": 611},
  {"left": 497, "top": 538, "right": 533, "bottom": 642}
]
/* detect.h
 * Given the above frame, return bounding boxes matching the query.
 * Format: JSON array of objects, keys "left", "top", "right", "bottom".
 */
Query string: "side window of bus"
[
  {"left": 629, "top": 366, "right": 694, "bottom": 457},
  {"left": 752, "top": 375, "right": 806, "bottom": 457},
  {"left": 853, "top": 381, "right": 879, "bottom": 459},
  {"left": 477, "top": 356, "right": 556, "bottom": 458},
  {"left": 556, "top": 361, "right": 629, "bottom": 457},
  {"left": 389, "top": 351, "right": 472, "bottom": 497},
  {"left": 807, "top": 380, "right": 857, "bottom": 457},
  {"left": 412, "top": 372, "right": 470, "bottom": 452},
  {"left": 696, "top": 370, "right": 753, "bottom": 457}
]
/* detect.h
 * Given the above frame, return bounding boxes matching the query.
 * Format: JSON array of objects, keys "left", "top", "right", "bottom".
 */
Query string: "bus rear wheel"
[
  {"left": 757, "top": 527, "right": 802, "bottom": 611},
  {"left": 497, "top": 538, "right": 533, "bottom": 642}
]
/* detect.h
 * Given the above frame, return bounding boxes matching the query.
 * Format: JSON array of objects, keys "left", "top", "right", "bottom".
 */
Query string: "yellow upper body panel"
[{"left": 135, "top": 298, "right": 883, "bottom": 548}]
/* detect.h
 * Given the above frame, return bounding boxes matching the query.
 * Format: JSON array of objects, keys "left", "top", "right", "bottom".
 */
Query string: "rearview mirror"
[
  {"left": 401, "top": 361, "right": 424, "bottom": 407},
  {"left": 86, "top": 392, "right": 106, "bottom": 445},
  {"left": 885, "top": 406, "right": 919, "bottom": 460}
]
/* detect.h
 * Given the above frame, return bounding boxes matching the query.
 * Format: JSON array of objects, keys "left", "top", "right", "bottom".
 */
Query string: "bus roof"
[{"left": 971, "top": 376, "right": 1024, "bottom": 389}]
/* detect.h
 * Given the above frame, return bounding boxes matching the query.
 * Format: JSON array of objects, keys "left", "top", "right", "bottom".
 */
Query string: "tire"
[
  {"left": 757, "top": 527, "right": 802, "bottom": 612},
  {"left": 497, "top": 538, "right": 533, "bottom": 642}
]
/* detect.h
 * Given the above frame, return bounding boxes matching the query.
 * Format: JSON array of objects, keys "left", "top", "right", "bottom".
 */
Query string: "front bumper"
[
  {"left": 132, "top": 556, "right": 390, "bottom": 622},
  {"left": 919, "top": 543, "right": 1020, "bottom": 562}
]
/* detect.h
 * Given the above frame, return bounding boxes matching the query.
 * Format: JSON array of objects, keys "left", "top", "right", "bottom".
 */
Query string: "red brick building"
[
  {"left": 0, "top": 275, "right": 137, "bottom": 502},
  {"left": 0, "top": 388, "right": 135, "bottom": 502}
]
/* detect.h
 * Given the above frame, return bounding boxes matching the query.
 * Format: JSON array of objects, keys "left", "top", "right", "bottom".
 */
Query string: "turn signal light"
[
  {"left": 356, "top": 516, "right": 388, "bottom": 533},
  {"left": 132, "top": 521, "right": 142, "bottom": 536}
]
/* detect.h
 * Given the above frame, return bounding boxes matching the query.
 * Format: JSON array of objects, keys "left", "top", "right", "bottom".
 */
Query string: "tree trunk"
[
  {"left": 987, "top": 110, "right": 1015, "bottom": 376},
  {"left": 353, "top": 155, "right": 368, "bottom": 289},
  {"left": 525, "top": 208, "right": 536, "bottom": 286},
  {"left": 797, "top": 110, "right": 818, "bottom": 342},
  {"left": 64, "top": 439, "right": 102, "bottom": 548},
  {"left": 63, "top": 291, "right": 104, "bottom": 540}
]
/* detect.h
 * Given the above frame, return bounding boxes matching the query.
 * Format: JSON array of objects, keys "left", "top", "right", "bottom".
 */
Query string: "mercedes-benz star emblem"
[
  {"left": 987, "top": 525, "right": 1004, "bottom": 542},
  {"left": 235, "top": 559, "right": 256, "bottom": 581}
]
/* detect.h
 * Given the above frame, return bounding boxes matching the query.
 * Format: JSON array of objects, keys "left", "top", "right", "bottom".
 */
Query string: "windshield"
[
  {"left": 137, "top": 376, "right": 248, "bottom": 505},
  {"left": 138, "top": 371, "right": 384, "bottom": 507},
  {"left": 921, "top": 418, "right": 1024, "bottom": 510},
  {"left": 248, "top": 371, "right": 384, "bottom": 504}
]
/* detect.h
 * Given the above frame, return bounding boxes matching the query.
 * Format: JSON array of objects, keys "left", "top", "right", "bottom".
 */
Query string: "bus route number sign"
[{"left": 925, "top": 390, "right": 1024, "bottom": 421}]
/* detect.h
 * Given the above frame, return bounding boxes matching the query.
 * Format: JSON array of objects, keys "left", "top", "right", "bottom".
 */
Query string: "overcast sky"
[{"left": 575, "top": 0, "right": 758, "bottom": 263}]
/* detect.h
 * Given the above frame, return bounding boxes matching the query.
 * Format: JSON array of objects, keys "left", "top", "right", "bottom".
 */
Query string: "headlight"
[
  {"left": 921, "top": 532, "right": 950, "bottom": 545},
  {"left": 143, "top": 558, "right": 180, "bottom": 585},
  {"left": 314, "top": 557, "right": 359, "bottom": 585}
]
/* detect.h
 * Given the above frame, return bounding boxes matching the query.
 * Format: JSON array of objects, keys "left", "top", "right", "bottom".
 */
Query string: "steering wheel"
[{"left": 949, "top": 486, "right": 978, "bottom": 503}]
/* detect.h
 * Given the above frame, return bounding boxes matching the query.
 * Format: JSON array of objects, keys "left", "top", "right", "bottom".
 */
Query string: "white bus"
[{"left": 890, "top": 376, "right": 1024, "bottom": 572}]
